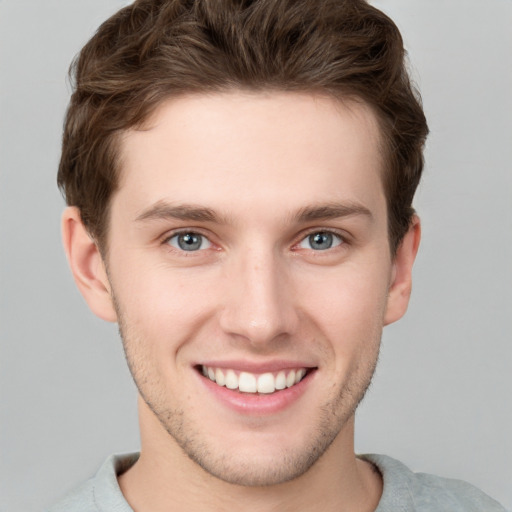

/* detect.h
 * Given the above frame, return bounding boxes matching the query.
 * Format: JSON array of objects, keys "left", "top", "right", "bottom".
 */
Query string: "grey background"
[{"left": 1, "top": 1, "right": 511, "bottom": 510}]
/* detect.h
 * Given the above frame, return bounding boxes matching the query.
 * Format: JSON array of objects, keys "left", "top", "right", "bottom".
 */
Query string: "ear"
[
  {"left": 61, "top": 207, "right": 117, "bottom": 322},
  {"left": 384, "top": 216, "right": 421, "bottom": 326}
]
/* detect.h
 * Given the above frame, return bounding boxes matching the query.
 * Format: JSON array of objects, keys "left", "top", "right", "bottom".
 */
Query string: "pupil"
[
  {"left": 178, "top": 233, "right": 201, "bottom": 250},
  {"left": 310, "top": 232, "right": 332, "bottom": 250}
]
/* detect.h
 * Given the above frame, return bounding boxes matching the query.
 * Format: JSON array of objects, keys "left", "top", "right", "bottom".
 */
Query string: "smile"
[{"left": 201, "top": 365, "right": 308, "bottom": 394}]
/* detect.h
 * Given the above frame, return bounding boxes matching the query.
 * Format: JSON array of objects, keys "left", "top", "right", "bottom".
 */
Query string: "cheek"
[
  {"left": 295, "top": 264, "right": 390, "bottom": 353},
  {"left": 112, "top": 262, "right": 220, "bottom": 345},
  {"left": 300, "top": 261, "right": 389, "bottom": 313}
]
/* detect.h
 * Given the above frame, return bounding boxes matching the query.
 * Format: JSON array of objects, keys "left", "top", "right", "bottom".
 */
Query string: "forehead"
[{"left": 113, "top": 92, "right": 385, "bottom": 224}]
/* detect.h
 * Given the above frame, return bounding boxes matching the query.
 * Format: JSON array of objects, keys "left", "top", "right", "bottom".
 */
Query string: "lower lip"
[{"left": 197, "top": 370, "right": 315, "bottom": 415}]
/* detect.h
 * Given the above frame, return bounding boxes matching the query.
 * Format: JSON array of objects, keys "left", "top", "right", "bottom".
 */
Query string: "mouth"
[{"left": 198, "top": 365, "right": 311, "bottom": 395}]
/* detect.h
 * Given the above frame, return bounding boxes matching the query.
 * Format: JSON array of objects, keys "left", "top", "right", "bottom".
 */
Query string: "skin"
[{"left": 63, "top": 92, "right": 420, "bottom": 512}]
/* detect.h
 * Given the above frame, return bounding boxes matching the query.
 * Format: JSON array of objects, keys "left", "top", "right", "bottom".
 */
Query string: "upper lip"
[{"left": 196, "top": 360, "right": 317, "bottom": 373}]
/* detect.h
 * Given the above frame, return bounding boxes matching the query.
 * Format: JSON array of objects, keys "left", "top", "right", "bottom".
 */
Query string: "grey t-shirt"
[{"left": 48, "top": 453, "right": 508, "bottom": 511}]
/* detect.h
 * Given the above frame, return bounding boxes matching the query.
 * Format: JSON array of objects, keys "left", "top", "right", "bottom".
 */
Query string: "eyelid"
[
  {"left": 161, "top": 226, "right": 210, "bottom": 241},
  {"left": 294, "top": 227, "right": 348, "bottom": 247},
  {"left": 159, "top": 226, "right": 350, "bottom": 252},
  {"left": 161, "top": 228, "right": 215, "bottom": 251}
]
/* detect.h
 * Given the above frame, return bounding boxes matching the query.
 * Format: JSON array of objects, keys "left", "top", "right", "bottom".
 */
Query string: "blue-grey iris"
[
  {"left": 177, "top": 233, "right": 203, "bottom": 251},
  {"left": 309, "top": 232, "right": 334, "bottom": 250}
]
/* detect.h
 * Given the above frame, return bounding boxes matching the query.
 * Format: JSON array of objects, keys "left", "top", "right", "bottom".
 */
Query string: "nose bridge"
[{"left": 220, "top": 245, "right": 297, "bottom": 345}]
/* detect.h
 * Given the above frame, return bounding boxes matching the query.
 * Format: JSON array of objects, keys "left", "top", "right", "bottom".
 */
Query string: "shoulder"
[
  {"left": 47, "top": 478, "right": 96, "bottom": 512},
  {"left": 47, "top": 453, "right": 139, "bottom": 512},
  {"left": 360, "top": 454, "right": 508, "bottom": 512}
]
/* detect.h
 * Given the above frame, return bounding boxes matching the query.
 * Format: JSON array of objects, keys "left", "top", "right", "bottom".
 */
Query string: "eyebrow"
[
  {"left": 135, "top": 200, "right": 373, "bottom": 225},
  {"left": 294, "top": 203, "right": 373, "bottom": 223},
  {"left": 135, "top": 201, "right": 223, "bottom": 223}
]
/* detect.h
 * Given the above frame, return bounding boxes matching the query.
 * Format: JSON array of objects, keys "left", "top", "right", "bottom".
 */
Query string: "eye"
[
  {"left": 167, "top": 232, "right": 212, "bottom": 252},
  {"left": 298, "top": 231, "right": 343, "bottom": 251}
]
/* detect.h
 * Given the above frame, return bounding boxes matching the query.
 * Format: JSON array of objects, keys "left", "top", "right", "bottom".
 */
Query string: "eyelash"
[
  {"left": 163, "top": 230, "right": 213, "bottom": 253},
  {"left": 161, "top": 228, "right": 348, "bottom": 254},
  {"left": 295, "top": 229, "right": 345, "bottom": 251}
]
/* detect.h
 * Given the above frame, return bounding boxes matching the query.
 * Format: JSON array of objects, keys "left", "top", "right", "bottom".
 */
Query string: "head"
[
  {"left": 59, "top": 0, "right": 427, "bottom": 490},
  {"left": 58, "top": 0, "right": 428, "bottom": 256}
]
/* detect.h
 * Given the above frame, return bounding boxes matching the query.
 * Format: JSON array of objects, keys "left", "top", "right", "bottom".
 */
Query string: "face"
[{"left": 98, "top": 92, "right": 405, "bottom": 485}]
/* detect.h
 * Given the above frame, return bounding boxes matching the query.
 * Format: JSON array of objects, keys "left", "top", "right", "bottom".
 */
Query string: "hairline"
[{"left": 91, "top": 88, "right": 398, "bottom": 259}]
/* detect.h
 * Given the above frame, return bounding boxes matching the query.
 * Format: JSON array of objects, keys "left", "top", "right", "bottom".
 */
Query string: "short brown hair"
[{"left": 58, "top": 0, "right": 428, "bottom": 253}]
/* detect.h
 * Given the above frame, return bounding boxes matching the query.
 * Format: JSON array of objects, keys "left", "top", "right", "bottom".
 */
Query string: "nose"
[{"left": 218, "top": 249, "right": 299, "bottom": 348}]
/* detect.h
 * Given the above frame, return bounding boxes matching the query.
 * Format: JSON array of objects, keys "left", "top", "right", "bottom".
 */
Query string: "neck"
[{"left": 118, "top": 399, "right": 382, "bottom": 512}]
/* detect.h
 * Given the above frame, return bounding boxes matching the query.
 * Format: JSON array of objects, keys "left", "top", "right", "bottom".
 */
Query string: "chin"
[
  {"left": 184, "top": 441, "right": 332, "bottom": 487},
  {"left": 150, "top": 397, "right": 353, "bottom": 488}
]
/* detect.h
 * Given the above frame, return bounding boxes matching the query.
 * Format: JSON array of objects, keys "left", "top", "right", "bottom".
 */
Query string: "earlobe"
[
  {"left": 384, "top": 216, "right": 421, "bottom": 326},
  {"left": 61, "top": 207, "right": 117, "bottom": 323}
]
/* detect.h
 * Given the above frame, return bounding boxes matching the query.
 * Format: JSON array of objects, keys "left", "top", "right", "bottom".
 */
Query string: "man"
[{"left": 49, "top": 0, "right": 507, "bottom": 510}]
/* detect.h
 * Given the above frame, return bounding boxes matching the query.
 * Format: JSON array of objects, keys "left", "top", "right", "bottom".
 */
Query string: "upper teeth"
[{"left": 201, "top": 366, "right": 307, "bottom": 394}]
